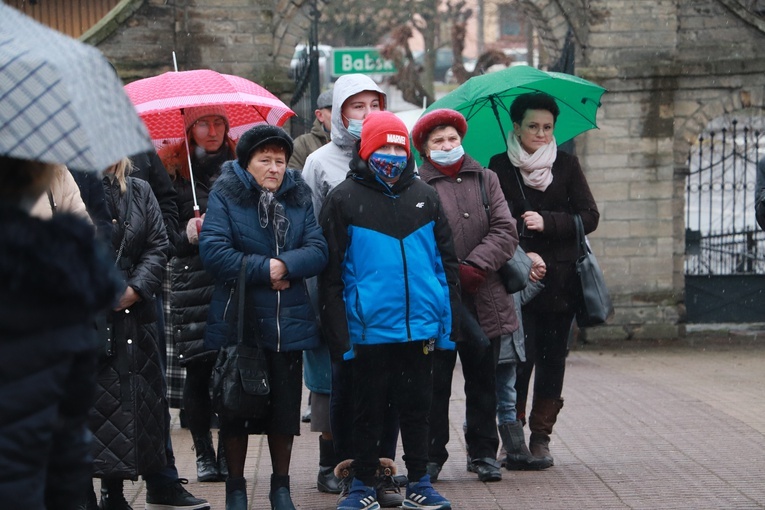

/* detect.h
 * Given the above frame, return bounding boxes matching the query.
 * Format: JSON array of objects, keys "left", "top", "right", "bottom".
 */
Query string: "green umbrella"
[{"left": 418, "top": 66, "right": 606, "bottom": 166}]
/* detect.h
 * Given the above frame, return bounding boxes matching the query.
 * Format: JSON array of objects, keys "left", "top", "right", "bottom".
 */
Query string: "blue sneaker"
[
  {"left": 337, "top": 478, "right": 381, "bottom": 510},
  {"left": 403, "top": 475, "right": 451, "bottom": 509}
]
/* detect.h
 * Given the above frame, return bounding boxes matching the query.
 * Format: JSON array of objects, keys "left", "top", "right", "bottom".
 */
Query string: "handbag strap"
[
  {"left": 513, "top": 166, "right": 528, "bottom": 202},
  {"left": 235, "top": 258, "right": 247, "bottom": 345},
  {"left": 477, "top": 170, "right": 491, "bottom": 223},
  {"left": 574, "top": 214, "right": 589, "bottom": 257},
  {"left": 113, "top": 178, "right": 134, "bottom": 267}
]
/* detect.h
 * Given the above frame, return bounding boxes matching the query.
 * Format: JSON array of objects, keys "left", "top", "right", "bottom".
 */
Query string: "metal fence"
[{"left": 684, "top": 120, "right": 764, "bottom": 275}]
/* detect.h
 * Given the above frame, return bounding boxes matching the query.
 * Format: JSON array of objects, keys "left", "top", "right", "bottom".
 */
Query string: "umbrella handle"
[{"left": 193, "top": 207, "right": 201, "bottom": 235}]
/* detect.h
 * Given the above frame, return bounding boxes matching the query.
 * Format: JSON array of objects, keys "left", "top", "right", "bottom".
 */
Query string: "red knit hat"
[
  {"left": 411, "top": 108, "right": 468, "bottom": 153},
  {"left": 359, "top": 111, "right": 411, "bottom": 161}
]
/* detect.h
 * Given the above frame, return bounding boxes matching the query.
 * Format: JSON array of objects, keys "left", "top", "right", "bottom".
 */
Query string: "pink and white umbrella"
[{"left": 124, "top": 69, "right": 295, "bottom": 146}]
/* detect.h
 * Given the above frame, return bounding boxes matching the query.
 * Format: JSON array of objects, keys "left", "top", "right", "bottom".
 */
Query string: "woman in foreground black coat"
[{"left": 488, "top": 92, "right": 599, "bottom": 466}]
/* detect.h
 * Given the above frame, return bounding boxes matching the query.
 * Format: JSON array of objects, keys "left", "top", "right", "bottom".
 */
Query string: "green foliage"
[{"left": 318, "top": 0, "right": 414, "bottom": 47}]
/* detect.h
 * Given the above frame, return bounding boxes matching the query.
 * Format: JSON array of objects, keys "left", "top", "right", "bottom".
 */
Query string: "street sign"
[{"left": 331, "top": 47, "right": 397, "bottom": 77}]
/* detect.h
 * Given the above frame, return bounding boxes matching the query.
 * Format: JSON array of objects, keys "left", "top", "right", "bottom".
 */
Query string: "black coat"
[
  {"left": 0, "top": 206, "right": 120, "bottom": 504},
  {"left": 90, "top": 177, "right": 169, "bottom": 478},
  {"left": 166, "top": 147, "right": 233, "bottom": 365},
  {"left": 488, "top": 150, "right": 599, "bottom": 313},
  {"left": 130, "top": 151, "right": 180, "bottom": 257}
]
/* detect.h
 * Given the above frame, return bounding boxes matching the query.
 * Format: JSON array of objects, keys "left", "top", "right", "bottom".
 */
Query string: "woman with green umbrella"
[{"left": 488, "top": 92, "right": 599, "bottom": 466}]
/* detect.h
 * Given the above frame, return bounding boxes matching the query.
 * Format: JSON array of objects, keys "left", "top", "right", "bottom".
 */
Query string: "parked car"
[{"left": 289, "top": 44, "right": 333, "bottom": 85}]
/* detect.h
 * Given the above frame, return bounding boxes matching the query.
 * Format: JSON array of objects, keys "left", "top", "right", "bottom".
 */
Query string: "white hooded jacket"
[{"left": 302, "top": 74, "right": 386, "bottom": 217}]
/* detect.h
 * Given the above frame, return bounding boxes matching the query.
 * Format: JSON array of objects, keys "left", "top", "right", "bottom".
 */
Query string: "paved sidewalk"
[{"left": 118, "top": 333, "right": 765, "bottom": 509}]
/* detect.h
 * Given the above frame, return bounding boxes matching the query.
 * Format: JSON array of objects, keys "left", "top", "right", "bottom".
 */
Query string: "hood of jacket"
[
  {"left": 0, "top": 206, "right": 121, "bottom": 334},
  {"left": 215, "top": 160, "right": 313, "bottom": 210},
  {"left": 330, "top": 75, "right": 387, "bottom": 153}
]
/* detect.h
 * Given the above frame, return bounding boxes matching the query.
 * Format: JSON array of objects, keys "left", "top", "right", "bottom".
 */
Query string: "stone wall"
[{"left": 87, "top": 0, "right": 765, "bottom": 340}]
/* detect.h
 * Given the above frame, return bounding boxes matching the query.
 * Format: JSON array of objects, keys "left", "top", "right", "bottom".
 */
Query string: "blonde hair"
[{"left": 108, "top": 157, "right": 132, "bottom": 194}]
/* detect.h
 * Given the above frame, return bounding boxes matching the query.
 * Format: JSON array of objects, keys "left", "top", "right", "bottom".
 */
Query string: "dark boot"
[
  {"left": 217, "top": 432, "right": 229, "bottom": 481},
  {"left": 225, "top": 477, "right": 247, "bottom": 510},
  {"left": 317, "top": 437, "right": 341, "bottom": 494},
  {"left": 269, "top": 474, "right": 296, "bottom": 510},
  {"left": 76, "top": 480, "right": 98, "bottom": 510},
  {"left": 99, "top": 478, "right": 132, "bottom": 510},
  {"left": 192, "top": 431, "right": 219, "bottom": 482},
  {"left": 498, "top": 420, "right": 552, "bottom": 470},
  {"left": 528, "top": 397, "right": 564, "bottom": 466}
]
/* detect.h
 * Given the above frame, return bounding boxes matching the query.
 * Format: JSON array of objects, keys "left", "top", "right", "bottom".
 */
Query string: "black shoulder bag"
[
  {"left": 478, "top": 170, "right": 532, "bottom": 294},
  {"left": 210, "top": 258, "right": 271, "bottom": 420},
  {"left": 574, "top": 214, "right": 614, "bottom": 327}
]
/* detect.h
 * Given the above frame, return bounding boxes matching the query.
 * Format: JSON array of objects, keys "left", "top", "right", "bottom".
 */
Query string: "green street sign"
[{"left": 331, "top": 47, "right": 397, "bottom": 77}]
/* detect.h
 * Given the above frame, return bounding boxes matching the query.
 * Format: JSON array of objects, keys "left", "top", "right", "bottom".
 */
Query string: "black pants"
[
  {"left": 350, "top": 342, "right": 433, "bottom": 485},
  {"left": 515, "top": 308, "right": 574, "bottom": 409},
  {"left": 429, "top": 337, "right": 499, "bottom": 466},
  {"left": 330, "top": 359, "right": 400, "bottom": 462},
  {"left": 183, "top": 356, "right": 215, "bottom": 436}
]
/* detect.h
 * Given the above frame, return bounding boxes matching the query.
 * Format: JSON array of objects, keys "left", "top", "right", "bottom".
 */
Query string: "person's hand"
[
  {"left": 526, "top": 251, "right": 547, "bottom": 282},
  {"left": 114, "top": 286, "right": 141, "bottom": 311},
  {"left": 459, "top": 263, "right": 487, "bottom": 294},
  {"left": 521, "top": 211, "right": 544, "bottom": 233},
  {"left": 270, "top": 258, "right": 289, "bottom": 290},
  {"left": 186, "top": 214, "right": 205, "bottom": 244}
]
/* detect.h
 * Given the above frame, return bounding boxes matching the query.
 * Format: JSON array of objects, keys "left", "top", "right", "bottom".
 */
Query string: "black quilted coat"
[{"left": 91, "top": 176, "right": 169, "bottom": 479}]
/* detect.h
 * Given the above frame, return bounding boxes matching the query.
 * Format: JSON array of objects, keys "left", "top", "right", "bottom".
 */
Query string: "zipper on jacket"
[
  {"left": 222, "top": 286, "right": 235, "bottom": 322},
  {"left": 275, "top": 230, "right": 282, "bottom": 351},
  {"left": 400, "top": 237, "right": 412, "bottom": 340}
]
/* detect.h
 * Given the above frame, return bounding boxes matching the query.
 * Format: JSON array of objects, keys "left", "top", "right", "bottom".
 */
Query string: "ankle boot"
[
  {"left": 192, "top": 431, "right": 219, "bottom": 482},
  {"left": 76, "top": 480, "right": 98, "bottom": 510},
  {"left": 317, "top": 437, "right": 341, "bottom": 494},
  {"left": 99, "top": 478, "right": 132, "bottom": 510},
  {"left": 225, "top": 476, "right": 247, "bottom": 510},
  {"left": 498, "top": 420, "right": 552, "bottom": 470},
  {"left": 269, "top": 474, "right": 296, "bottom": 510},
  {"left": 217, "top": 432, "right": 229, "bottom": 480},
  {"left": 528, "top": 397, "right": 564, "bottom": 466}
]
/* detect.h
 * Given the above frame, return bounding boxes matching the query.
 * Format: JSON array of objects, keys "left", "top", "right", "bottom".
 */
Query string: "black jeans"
[
  {"left": 330, "top": 359, "right": 399, "bottom": 463},
  {"left": 350, "top": 342, "right": 433, "bottom": 485},
  {"left": 429, "top": 337, "right": 499, "bottom": 466},
  {"left": 515, "top": 308, "right": 575, "bottom": 409}
]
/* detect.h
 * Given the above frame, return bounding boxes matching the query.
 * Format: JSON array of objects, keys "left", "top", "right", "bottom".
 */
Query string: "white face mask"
[{"left": 429, "top": 145, "right": 465, "bottom": 166}]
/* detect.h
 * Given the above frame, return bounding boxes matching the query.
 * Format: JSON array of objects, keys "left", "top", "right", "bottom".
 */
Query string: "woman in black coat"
[
  {"left": 488, "top": 92, "right": 599, "bottom": 466},
  {"left": 89, "top": 157, "right": 170, "bottom": 506},
  {"left": 0, "top": 156, "right": 120, "bottom": 510}
]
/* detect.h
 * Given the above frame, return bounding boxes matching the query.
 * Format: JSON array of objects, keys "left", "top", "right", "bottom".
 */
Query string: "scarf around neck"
[{"left": 506, "top": 133, "right": 558, "bottom": 192}]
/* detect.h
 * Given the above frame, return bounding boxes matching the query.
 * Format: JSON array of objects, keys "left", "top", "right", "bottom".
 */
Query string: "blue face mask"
[
  {"left": 346, "top": 117, "right": 363, "bottom": 139},
  {"left": 429, "top": 145, "right": 465, "bottom": 166},
  {"left": 368, "top": 152, "right": 408, "bottom": 180}
]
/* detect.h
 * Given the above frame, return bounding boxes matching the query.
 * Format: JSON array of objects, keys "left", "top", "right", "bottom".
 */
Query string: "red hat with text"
[{"left": 359, "top": 111, "right": 411, "bottom": 161}]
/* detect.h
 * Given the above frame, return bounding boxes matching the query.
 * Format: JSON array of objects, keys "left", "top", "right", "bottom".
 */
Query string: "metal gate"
[{"left": 684, "top": 119, "right": 765, "bottom": 322}]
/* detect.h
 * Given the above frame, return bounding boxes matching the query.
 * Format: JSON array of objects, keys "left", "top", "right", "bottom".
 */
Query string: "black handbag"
[
  {"left": 574, "top": 214, "right": 614, "bottom": 327},
  {"left": 478, "top": 171, "right": 531, "bottom": 294},
  {"left": 210, "top": 259, "right": 271, "bottom": 420}
]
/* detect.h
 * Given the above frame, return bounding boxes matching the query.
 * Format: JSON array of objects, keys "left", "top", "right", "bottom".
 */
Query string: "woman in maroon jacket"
[
  {"left": 488, "top": 92, "right": 599, "bottom": 466},
  {"left": 413, "top": 109, "right": 519, "bottom": 483}
]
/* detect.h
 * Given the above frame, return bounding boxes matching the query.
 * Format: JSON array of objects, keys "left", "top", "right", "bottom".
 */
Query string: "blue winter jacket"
[{"left": 200, "top": 161, "right": 328, "bottom": 352}]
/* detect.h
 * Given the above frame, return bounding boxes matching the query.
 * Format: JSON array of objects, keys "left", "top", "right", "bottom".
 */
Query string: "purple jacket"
[{"left": 419, "top": 155, "right": 519, "bottom": 338}]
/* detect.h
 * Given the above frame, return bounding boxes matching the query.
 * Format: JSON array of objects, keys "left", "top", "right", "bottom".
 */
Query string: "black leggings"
[
  {"left": 515, "top": 308, "right": 574, "bottom": 409},
  {"left": 183, "top": 356, "right": 215, "bottom": 436}
]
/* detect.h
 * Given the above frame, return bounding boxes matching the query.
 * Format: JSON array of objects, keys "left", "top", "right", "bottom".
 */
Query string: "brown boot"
[
  {"left": 528, "top": 397, "right": 564, "bottom": 466},
  {"left": 498, "top": 420, "right": 552, "bottom": 470}
]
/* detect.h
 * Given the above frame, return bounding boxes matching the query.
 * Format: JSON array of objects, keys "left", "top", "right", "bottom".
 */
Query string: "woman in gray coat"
[{"left": 413, "top": 109, "right": 519, "bottom": 483}]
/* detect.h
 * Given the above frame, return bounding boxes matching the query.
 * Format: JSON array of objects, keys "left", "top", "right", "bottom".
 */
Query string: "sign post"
[{"left": 331, "top": 47, "right": 397, "bottom": 77}]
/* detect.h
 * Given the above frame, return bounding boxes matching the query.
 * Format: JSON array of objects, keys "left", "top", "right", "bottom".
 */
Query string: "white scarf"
[{"left": 506, "top": 133, "right": 557, "bottom": 192}]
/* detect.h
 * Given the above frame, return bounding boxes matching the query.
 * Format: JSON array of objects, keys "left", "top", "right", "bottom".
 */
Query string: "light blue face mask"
[
  {"left": 345, "top": 117, "right": 363, "bottom": 139},
  {"left": 429, "top": 145, "right": 465, "bottom": 166}
]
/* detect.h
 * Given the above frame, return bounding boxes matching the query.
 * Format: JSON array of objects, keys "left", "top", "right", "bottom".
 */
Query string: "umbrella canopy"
[
  {"left": 124, "top": 70, "right": 295, "bottom": 145},
  {"left": 0, "top": 4, "right": 153, "bottom": 171},
  {"left": 421, "top": 66, "right": 606, "bottom": 166}
]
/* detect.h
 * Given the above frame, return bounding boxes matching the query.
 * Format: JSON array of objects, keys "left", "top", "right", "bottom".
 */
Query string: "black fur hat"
[{"left": 236, "top": 124, "right": 293, "bottom": 168}]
